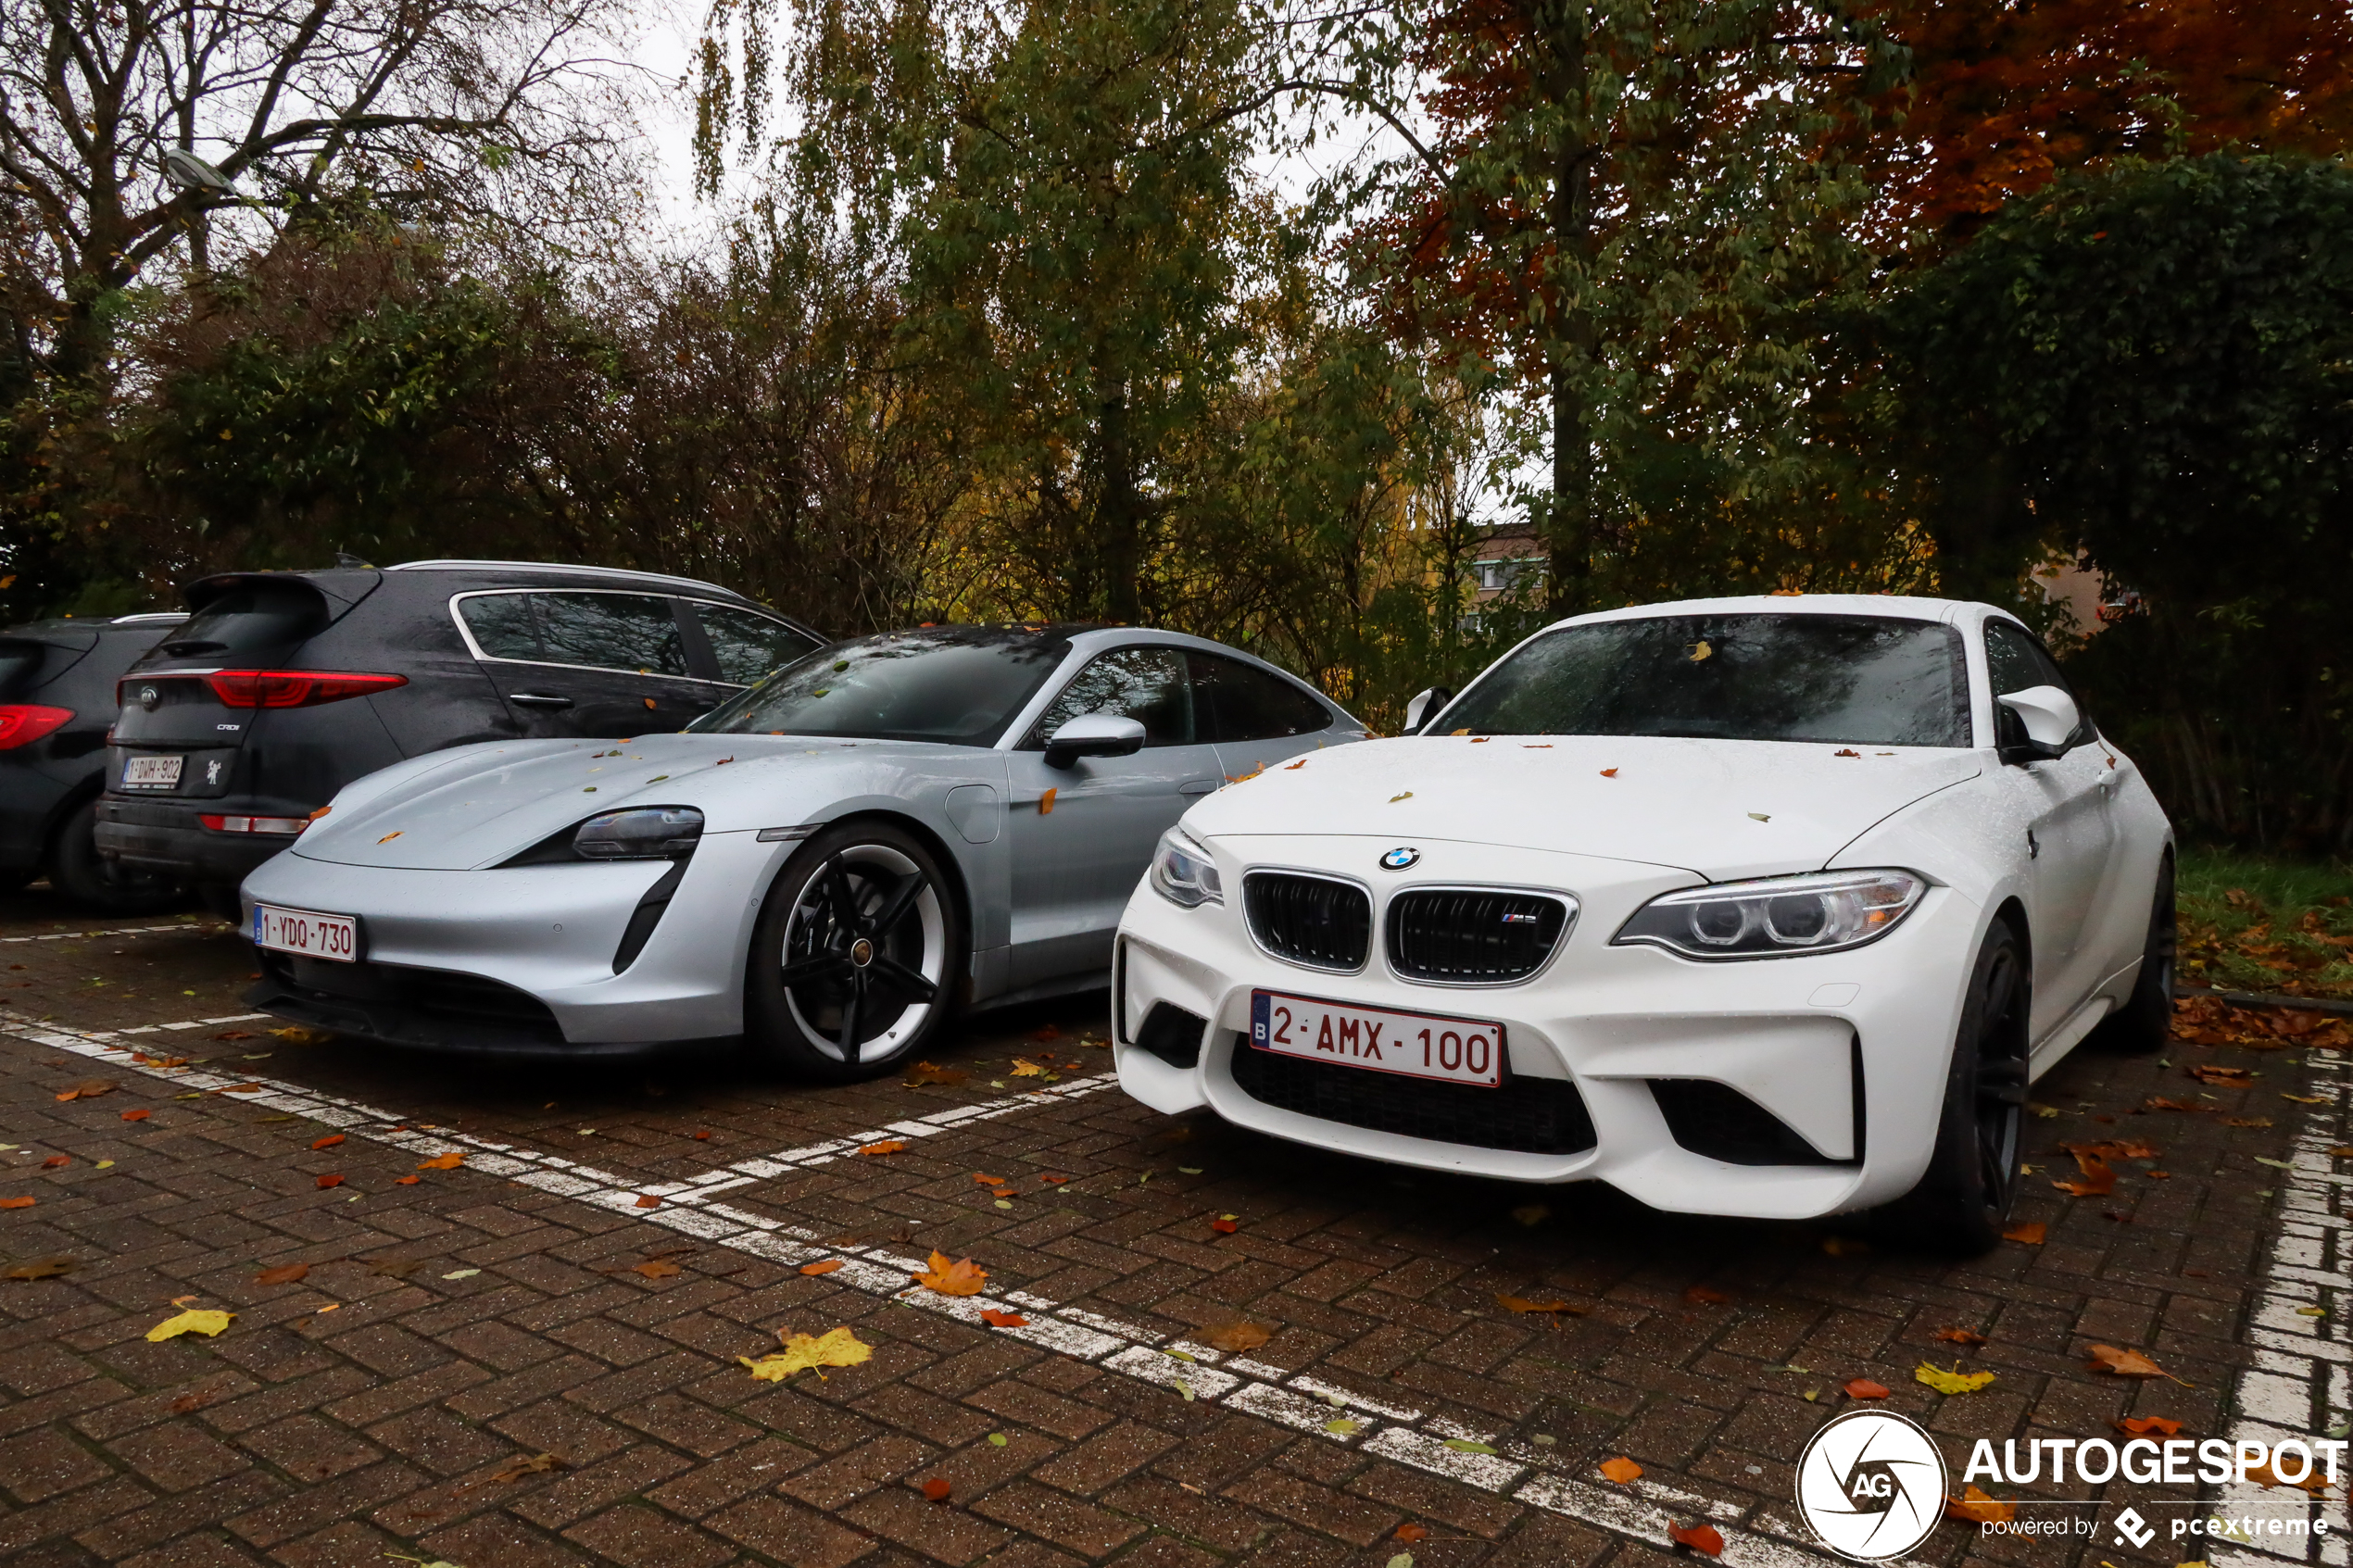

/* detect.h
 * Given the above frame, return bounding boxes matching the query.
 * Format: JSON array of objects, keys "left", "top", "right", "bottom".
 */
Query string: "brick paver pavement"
[{"left": 0, "top": 889, "right": 2345, "bottom": 1568}]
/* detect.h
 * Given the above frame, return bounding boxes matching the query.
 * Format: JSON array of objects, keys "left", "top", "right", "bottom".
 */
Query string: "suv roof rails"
[
  {"left": 110, "top": 612, "right": 186, "bottom": 625},
  {"left": 386, "top": 559, "right": 750, "bottom": 602}
]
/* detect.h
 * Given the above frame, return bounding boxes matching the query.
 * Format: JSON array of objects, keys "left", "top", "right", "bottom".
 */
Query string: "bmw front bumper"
[{"left": 1112, "top": 835, "right": 1988, "bottom": 1221}]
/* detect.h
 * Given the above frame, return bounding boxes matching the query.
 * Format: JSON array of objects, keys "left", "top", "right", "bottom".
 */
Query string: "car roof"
[
  {"left": 387, "top": 559, "right": 756, "bottom": 603},
  {"left": 1554, "top": 593, "right": 1992, "bottom": 629}
]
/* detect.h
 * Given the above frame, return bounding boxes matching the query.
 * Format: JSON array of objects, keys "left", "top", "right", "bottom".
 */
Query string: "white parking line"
[
  {"left": 2212, "top": 1035, "right": 2351, "bottom": 1568},
  {"left": 0, "top": 919, "right": 229, "bottom": 945},
  {"left": 5, "top": 1006, "right": 1829, "bottom": 1564}
]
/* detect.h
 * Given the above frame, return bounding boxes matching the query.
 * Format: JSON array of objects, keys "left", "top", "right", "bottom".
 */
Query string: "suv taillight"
[
  {"left": 117, "top": 671, "right": 409, "bottom": 709},
  {"left": 0, "top": 705, "right": 74, "bottom": 750}
]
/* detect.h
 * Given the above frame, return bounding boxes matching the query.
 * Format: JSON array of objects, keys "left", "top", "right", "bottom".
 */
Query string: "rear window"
[
  {"left": 458, "top": 592, "right": 691, "bottom": 677},
  {"left": 163, "top": 582, "right": 328, "bottom": 659},
  {"left": 1443, "top": 613, "right": 1969, "bottom": 747}
]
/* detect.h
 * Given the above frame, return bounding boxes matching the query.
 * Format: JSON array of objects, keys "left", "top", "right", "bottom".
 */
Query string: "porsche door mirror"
[
  {"left": 1403, "top": 685, "right": 1453, "bottom": 734},
  {"left": 1043, "top": 711, "right": 1147, "bottom": 769},
  {"left": 1996, "top": 684, "right": 2078, "bottom": 765}
]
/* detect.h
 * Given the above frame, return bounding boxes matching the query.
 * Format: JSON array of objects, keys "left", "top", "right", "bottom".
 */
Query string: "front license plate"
[
  {"left": 1250, "top": 990, "right": 1504, "bottom": 1087},
  {"left": 253, "top": 905, "right": 359, "bottom": 963},
  {"left": 121, "top": 754, "right": 182, "bottom": 789}
]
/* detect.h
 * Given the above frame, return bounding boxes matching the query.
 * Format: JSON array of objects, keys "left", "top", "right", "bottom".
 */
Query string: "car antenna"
[{"left": 334, "top": 550, "right": 373, "bottom": 568}]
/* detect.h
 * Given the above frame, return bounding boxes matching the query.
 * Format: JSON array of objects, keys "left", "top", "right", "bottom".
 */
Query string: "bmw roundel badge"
[{"left": 1378, "top": 847, "right": 1420, "bottom": 872}]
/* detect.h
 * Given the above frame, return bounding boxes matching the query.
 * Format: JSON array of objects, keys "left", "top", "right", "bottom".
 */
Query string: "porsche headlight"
[
  {"left": 1613, "top": 870, "right": 1925, "bottom": 960},
  {"left": 573, "top": 806, "right": 703, "bottom": 860},
  {"left": 1150, "top": 827, "right": 1223, "bottom": 908}
]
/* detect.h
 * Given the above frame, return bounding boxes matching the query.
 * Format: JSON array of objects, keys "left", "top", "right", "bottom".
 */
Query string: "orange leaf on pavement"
[
  {"left": 394, "top": 1176, "right": 419, "bottom": 1185},
  {"left": 912, "top": 1251, "right": 988, "bottom": 1296},
  {"left": 1039, "top": 1173, "right": 1071, "bottom": 1185},
  {"left": 2188, "top": 1064, "right": 2252, "bottom": 1085},
  {"left": 921, "top": 1476, "right": 951, "bottom": 1501},
  {"left": 1205, "top": 1320, "right": 1271, "bottom": 1353},
  {"left": 120, "top": 1109, "right": 149, "bottom": 1122},
  {"left": 1934, "top": 1327, "right": 1989, "bottom": 1346},
  {"left": 315, "top": 1174, "right": 343, "bottom": 1189},
  {"left": 980, "top": 1309, "right": 1028, "bottom": 1328},
  {"left": 311, "top": 1135, "right": 344, "bottom": 1149},
  {"left": 2001, "top": 1222, "right": 2045, "bottom": 1245},
  {"left": 1209, "top": 1215, "right": 1239, "bottom": 1235},
  {"left": 1669, "top": 1522, "right": 1725, "bottom": 1556},
  {"left": 1496, "top": 1293, "right": 1583, "bottom": 1315},
  {"left": 255, "top": 1263, "right": 309, "bottom": 1286},
  {"left": 2116, "top": 1415, "right": 2183, "bottom": 1436},
  {"left": 1843, "top": 1379, "right": 1891, "bottom": 1399},
  {"left": 0, "top": 1197, "right": 35, "bottom": 1209},
  {"left": 633, "top": 1259, "right": 682, "bottom": 1279},
  {"left": 1394, "top": 1524, "right": 1428, "bottom": 1543},
  {"left": 857, "top": 1140, "right": 905, "bottom": 1157},
  {"left": 1945, "top": 1486, "right": 2014, "bottom": 1524},
  {"left": 1684, "top": 1286, "right": 1732, "bottom": 1305},
  {"left": 799, "top": 1260, "right": 845, "bottom": 1276},
  {"left": 634, "top": 1195, "right": 661, "bottom": 1209},
  {"left": 417, "top": 1152, "right": 463, "bottom": 1170},
  {"left": 2087, "top": 1344, "right": 2169, "bottom": 1377},
  {"left": 1599, "top": 1456, "right": 1643, "bottom": 1484}
]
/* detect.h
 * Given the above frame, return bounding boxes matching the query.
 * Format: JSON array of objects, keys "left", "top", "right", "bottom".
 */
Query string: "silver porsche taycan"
[{"left": 239, "top": 623, "right": 1365, "bottom": 1076}]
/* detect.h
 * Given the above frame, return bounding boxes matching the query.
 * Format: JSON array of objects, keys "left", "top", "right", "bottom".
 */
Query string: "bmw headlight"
[
  {"left": 1613, "top": 870, "right": 1925, "bottom": 960},
  {"left": 572, "top": 806, "right": 704, "bottom": 860},
  {"left": 1150, "top": 827, "right": 1223, "bottom": 908}
]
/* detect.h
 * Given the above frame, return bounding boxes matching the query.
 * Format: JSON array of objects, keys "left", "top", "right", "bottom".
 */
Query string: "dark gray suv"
[{"left": 97, "top": 560, "right": 821, "bottom": 914}]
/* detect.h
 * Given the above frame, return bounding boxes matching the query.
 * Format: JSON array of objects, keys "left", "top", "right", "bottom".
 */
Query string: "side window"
[
  {"left": 1984, "top": 621, "right": 2072, "bottom": 698},
  {"left": 1030, "top": 646, "right": 1193, "bottom": 746},
  {"left": 694, "top": 604, "right": 821, "bottom": 685},
  {"left": 532, "top": 593, "right": 691, "bottom": 677},
  {"left": 1189, "top": 651, "right": 1331, "bottom": 742},
  {"left": 458, "top": 594, "right": 541, "bottom": 661}
]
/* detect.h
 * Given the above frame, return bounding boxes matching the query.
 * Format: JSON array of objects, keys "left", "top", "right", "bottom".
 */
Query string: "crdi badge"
[{"left": 1796, "top": 1409, "right": 1950, "bottom": 1561}]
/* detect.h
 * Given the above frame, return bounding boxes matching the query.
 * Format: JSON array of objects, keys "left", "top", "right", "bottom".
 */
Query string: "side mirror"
[
  {"left": 1044, "top": 711, "right": 1146, "bottom": 769},
  {"left": 1403, "top": 685, "right": 1453, "bottom": 734},
  {"left": 1995, "top": 685, "right": 2079, "bottom": 765}
]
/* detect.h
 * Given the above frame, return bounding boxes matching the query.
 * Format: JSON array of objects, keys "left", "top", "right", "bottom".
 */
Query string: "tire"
[
  {"left": 45, "top": 801, "right": 187, "bottom": 916},
  {"left": 2091, "top": 854, "right": 2174, "bottom": 1054},
  {"left": 744, "top": 821, "right": 966, "bottom": 1083},
  {"left": 1875, "top": 918, "right": 2032, "bottom": 1255}
]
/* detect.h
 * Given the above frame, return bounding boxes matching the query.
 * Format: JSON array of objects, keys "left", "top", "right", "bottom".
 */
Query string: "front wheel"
[
  {"left": 744, "top": 822, "right": 965, "bottom": 1083},
  {"left": 1875, "top": 918, "right": 2031, "bottom": 1255}
]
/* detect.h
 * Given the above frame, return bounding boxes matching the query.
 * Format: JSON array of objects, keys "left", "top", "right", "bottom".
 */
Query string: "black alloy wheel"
[
  {"left": 1877, "top": 917, "right": 2031, "bottom": 1254},
  {"left": 745, "top": 822, "right": 963, "bottom": 1083}
]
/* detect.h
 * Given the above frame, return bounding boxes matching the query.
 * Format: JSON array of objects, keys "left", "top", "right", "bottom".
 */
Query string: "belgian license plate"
[
  {"left": 253, "top": 905, "right": 359, "bottom": 963},
  {"left": 1250, "top": 990, "right": 1504, "bottom": 1087},
  {"left": 121, "top": 754, "right": 182, "bottom": 789}
]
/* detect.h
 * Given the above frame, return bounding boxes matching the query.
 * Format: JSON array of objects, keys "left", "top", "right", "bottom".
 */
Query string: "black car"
[
  {"left": 0, "top": 612, "right": 188, "bottom": 911},
  {"left": 97, "top": 560, "right": 823, "bottom": 915}
]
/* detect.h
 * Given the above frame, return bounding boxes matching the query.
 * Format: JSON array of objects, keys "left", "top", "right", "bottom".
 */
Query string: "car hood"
[
  {"left": 1184, "top": 734, "right": 1982, "bottom": 881},
  {"left": 292, "top": 733, "right": 998, "bottom": 871}
]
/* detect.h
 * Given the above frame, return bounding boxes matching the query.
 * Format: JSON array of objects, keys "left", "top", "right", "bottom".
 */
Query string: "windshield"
[
  {"left": 686, "top": 626, "right": 1074, "bottom": 746},
  {"left": 1441, "top": 613, "right": 1970, "bottom": 747}
]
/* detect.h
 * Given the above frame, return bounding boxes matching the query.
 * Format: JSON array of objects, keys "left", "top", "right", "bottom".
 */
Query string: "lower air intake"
[
  {"left": 1650, "top": 1079, "right": 1842, "bottom": 1165},
  {"left": 1230, "top": 1043, "right": 1595, "bottom": 1155}
]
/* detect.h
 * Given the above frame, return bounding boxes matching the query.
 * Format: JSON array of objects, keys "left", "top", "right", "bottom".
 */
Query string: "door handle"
[
  {"left": 1178, "top": 779, "right": 1219, "bottom": 797},
  {"left": 508, "top": 693, "right": 574, "bottom": 709}
]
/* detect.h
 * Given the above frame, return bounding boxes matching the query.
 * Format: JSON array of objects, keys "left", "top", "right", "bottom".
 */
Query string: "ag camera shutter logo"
[{"left": 1796, "top": 1409, "right": 1950, "bottom": 1561}]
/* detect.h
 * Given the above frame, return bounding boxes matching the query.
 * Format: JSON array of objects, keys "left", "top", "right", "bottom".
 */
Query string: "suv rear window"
[
  {"left": 165, "top": 582, "right": 329, "bottom": 658},
  {"left": 459, "top": 592, "right": 691, "bottom": 677}
]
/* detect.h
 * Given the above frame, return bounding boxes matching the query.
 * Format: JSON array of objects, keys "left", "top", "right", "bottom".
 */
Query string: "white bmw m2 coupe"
[{"left": 1111, "top": 596, "right": 2173, "bottom": 1250}]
